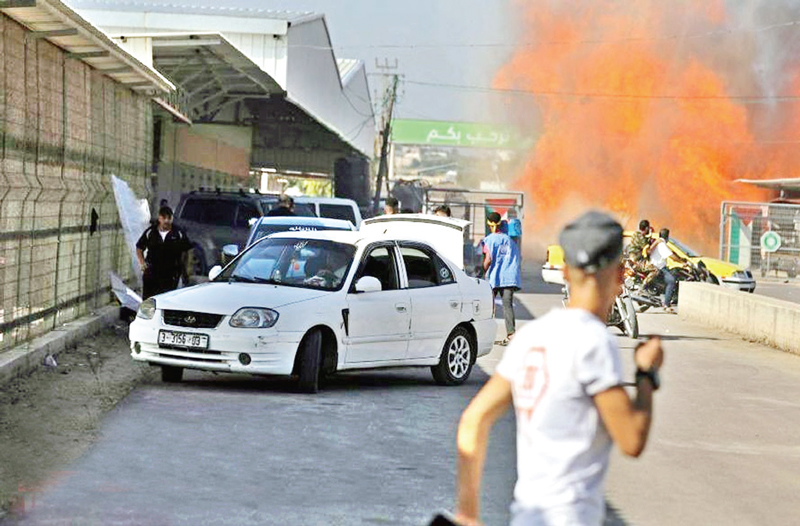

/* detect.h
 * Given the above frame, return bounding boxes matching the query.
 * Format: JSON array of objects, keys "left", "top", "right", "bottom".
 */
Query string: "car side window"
[
  {"left": 178, "top": 198, "right": 206, "bottom": 222},
  {"left": 182, "top": 199, "right": 237, "bottom": 226},
  {"left": 236, "top": 202, "right": 260, "bottom": 228},
  {"left": 433, "top": 254, "right": 455, "bottom": 285},
  {"left": 355, "top": 246, "right": 398, "bottom": 291},
  {"left": 400, "top": 246, "right": 439, "bottom": 289},
  {"left": 320, "top": 204, "right": 356, "bottom": 225},
  {"left": 203, "top": 201, "right": 238, "bottom": 226}
]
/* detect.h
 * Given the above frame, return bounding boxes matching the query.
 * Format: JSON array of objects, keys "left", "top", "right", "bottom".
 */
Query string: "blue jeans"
[{"left": 660, "top": 267, "right": 677, "bottom": 307}]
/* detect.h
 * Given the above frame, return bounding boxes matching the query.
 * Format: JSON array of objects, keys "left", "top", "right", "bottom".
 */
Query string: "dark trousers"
[
  {"left": 660, "top": 267, "right": 677, "bottom": 307},
  {"left": 143, "top": 270, "right": 179, "bottom": 300},
  {"left": 493, "top": 287, "right": 517, "bottom": 336}
]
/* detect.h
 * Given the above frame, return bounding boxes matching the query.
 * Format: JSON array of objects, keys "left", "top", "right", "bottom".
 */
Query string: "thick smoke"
[{"left": 498, "top": 0, "right": 800, "bottom": 252}]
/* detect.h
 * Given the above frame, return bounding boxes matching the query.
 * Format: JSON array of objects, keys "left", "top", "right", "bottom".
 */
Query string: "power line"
[
  {"left": 342, "top": 90, "right": 374, "bottom": 118},
  {"left": 402, "top": 79, "right": 800, "bottom": 103},
  {"left": 343, "top": 115, "right": 375, "bottom": 141}
]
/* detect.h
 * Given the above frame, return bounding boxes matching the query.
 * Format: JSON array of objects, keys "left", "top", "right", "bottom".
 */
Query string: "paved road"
[
  {"left": 513, "top": 276, "right": 800, "bottom": 526},
  {"left": 753, "top": 279, "right": 800, "bottom": 304},
  {"left": 5, "top": 269, "right": 800, "bottom": 525}
]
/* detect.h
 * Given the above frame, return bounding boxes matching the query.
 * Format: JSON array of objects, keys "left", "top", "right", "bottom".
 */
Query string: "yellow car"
[
  {"left": 541, "top": 233, "right": 756, "bottom": 292},
  {"left": 666, "top": 237, "right": 756, "bottom": 292}
]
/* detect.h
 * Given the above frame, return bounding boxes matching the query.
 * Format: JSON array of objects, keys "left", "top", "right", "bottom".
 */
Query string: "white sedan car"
[{"left": 129, "top": 225, "right": 495, "bottom": 392}]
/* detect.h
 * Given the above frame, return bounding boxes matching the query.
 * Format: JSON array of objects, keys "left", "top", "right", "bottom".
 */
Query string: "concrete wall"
[
  {"left": 679, "top": 282, "right": 800, "bottom": 355},
  {"left": 152, "top": 120, "right": 257, "bottom": 211},
  {"left": 0, "top": 13, "right": 152, "bottom": 351}
]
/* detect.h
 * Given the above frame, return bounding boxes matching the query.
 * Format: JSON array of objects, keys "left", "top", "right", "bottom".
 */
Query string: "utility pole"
[{"left": 372, "top": 72, "right": 400, "bottom": 216}]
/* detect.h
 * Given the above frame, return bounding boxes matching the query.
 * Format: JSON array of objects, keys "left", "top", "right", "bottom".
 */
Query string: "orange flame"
[{"left": 496, "top": 1, "right": 781, "bottom": 252}]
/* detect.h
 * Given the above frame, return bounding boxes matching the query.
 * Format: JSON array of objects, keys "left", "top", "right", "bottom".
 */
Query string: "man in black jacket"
[
  {"left": 136, "top": 206, "right": 192, "bottom": 299},
  {"left": 266, "top": 195, "right": 296, "bottom": 217}
]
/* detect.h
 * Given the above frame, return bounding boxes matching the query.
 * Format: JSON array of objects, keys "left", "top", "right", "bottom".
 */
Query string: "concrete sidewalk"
[{"left": 0, "top": 306, "right": 120, "bottom": 387}]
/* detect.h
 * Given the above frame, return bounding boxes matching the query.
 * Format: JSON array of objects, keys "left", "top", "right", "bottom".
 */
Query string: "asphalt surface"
[
  {"left": 753, "top": 279, "right": 800, "bottom": 304},
  {"left": 4, "top": 269, "right": 800, "bottom": 525}
]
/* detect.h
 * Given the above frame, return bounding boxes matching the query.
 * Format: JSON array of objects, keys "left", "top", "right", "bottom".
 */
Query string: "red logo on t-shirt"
[{"left": 516, "top": 347, "right": 548, "bottom": 423}]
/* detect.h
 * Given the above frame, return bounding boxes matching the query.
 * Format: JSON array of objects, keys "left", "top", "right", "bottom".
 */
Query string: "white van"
[
  {"left": 260, "top": 195, "right": 363, "bottom": 227},
  {"left": 295, "top": 197, "right": 363, "bottom": 228}
]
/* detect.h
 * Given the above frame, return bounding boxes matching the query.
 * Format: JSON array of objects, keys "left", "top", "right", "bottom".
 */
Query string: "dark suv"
[{"left": 174, "top": 189, "right": 316, "bottom": 281}]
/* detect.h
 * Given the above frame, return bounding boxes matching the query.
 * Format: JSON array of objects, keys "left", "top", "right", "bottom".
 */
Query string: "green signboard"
[{"left": 391, "top": 119, "right": 525, "bottom": 149}]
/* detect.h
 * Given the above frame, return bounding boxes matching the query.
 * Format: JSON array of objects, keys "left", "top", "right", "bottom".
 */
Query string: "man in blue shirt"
[{"left": 483, "top": 212, "right": 523, "bottom": 344}]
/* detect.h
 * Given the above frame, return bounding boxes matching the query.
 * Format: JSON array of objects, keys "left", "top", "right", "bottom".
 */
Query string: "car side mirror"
[
  {"left": 222, "top": 244, "right": 239, "bottom": 258},
  {"left": 208, "top": 265, "right": 223, "bottom": 281},
  {"left": 354, "top": 276, "right": 382, "bottom": 293}
]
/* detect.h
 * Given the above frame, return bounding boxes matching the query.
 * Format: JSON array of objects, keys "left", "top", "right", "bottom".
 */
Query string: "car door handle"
[{"left": 395, "top": 303, "right": 407, "bottom": 313}]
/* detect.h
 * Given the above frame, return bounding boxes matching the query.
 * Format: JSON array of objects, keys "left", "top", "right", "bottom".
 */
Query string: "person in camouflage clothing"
[
  {"left": 627, "top": 219, "right": 655, "bottom": 279},
  {"left": 627, "top": 220, "right": 652, "bottom": 262}
]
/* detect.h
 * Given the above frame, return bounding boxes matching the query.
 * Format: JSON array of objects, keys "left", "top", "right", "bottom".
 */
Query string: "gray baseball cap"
[{"left": 559, "top": 211, "right": 624, "bottom": 273}]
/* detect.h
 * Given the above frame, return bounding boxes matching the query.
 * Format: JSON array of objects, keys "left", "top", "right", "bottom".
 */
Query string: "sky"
[{"left": 69, "top": 0, "right": 520, "bottom": 124}]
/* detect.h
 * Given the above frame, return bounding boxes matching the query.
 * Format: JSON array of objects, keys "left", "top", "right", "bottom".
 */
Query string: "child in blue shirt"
[{"left": 483, "top": 212, "right": 523, "bottom": 344}]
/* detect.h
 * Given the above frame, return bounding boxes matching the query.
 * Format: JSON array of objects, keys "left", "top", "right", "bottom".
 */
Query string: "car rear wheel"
[
  {"left": 161, "top": 365, "right": 183, "bottom": 383},
  {"left": 431, "top": 326, "right": 475, "bottom": 386},
  {"left": 297, "top": 329, "right": 322, "bottom": 394}
]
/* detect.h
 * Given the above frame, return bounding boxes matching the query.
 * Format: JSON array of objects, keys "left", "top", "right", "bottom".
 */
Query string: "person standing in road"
[
  {"left": 384, "top": 196, "right": 400, "bottom": 215},
  {"left": 454, "top": 211, "right": 664, "bottom": 526},
  {"left": 505, "top": 208, "right": 522, "bottom": 249},
  {"left": 434, "top": 205, "right": 452, "bottom": 217},
  {"left": 136, "top": 206, "right": 192, "bottom": 299},
  {"left": 267, "top": 194, "right": 296, "bottom": 217},
  {"left": 483, "top": 212, "right": 522, "bottom": 345},
  {"left": 646, "top": 227, "right": 679, "bottom": 312}
]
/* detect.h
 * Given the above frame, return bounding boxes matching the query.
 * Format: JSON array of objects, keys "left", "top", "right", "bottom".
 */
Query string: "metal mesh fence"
[
  {"left": 0, "top": 14, "right": 153, "bottom": 351},
  {"left": 720, "top": 201, "right": 800, "bottom": 279}
]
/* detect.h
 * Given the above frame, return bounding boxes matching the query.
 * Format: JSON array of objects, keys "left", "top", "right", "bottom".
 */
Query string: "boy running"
[{"left": 454, "top": 211, "right": 664, "bottom": 526}]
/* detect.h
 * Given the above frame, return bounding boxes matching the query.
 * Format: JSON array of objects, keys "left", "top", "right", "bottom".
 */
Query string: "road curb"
[{"left": 0, "top": 306, "right": 120, "bottom": 388}]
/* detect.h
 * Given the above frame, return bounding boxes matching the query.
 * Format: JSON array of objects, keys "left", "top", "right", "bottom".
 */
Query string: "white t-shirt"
[
  {"left": 649, "top": 240, "right": 672, "bottom": 269},
  {"left": 496, "top": 308, "right": 623, "bottom": 524},
  {"left": 158, "top": 229, "right": 168, "bottom": 241}
]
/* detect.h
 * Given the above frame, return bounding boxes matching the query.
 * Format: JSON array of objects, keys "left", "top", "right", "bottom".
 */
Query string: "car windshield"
[
  {"left": 669, "top": 238, "right": 700, "bottom": 258},
  {"left": 251, "top": 223, "right": 350, "bottom": 244},
  {"left": 217, "top": 238, "right": 356, "bottom": 291}
]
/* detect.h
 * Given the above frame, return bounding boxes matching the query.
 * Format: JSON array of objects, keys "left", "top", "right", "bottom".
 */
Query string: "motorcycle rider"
[
  {"left": 627, "top": 220, "right": 653, "bottom": 270},
  {"left": 645, "top": 228, "right": 681, "bottom": 312}
]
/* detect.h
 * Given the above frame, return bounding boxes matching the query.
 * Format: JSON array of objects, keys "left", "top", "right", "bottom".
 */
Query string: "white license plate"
[{"left": 158, "top": 330, "right": 209, "bottom": 349}]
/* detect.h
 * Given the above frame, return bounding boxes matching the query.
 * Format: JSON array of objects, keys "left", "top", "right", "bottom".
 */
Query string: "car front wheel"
[
  {"left": 297, "top": 329, "right": 322, "bottom": 394},
  {"left": 431, "top": 326, "right": 476, "bottom": 386}
]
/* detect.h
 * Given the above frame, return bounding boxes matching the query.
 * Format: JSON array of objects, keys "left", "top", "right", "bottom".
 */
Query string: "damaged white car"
[{"left": 129, "top": 218, "right": 495, "bottom": 393}]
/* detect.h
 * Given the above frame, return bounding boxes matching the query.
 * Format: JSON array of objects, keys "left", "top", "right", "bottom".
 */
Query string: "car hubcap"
[{"left": 448, "top": 335, "right": 471, "bottom": 378}]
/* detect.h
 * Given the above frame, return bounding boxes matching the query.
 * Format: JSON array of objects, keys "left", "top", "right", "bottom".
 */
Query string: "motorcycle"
[
  {"left": 626, "top": 258, "right": 712, "bottom": 312},
  {"left": 561, "top": 283, "right": 639, "bottom": 340}
]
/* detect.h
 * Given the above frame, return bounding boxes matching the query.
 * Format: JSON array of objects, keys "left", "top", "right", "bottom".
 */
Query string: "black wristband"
[{"left": 635, "top": 368, "right": 660, "bottom": 391}]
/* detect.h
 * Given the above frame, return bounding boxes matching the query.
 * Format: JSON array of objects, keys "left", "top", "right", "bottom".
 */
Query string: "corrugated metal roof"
[
  {"left": 135, "top": 32, "right": 283, "bottom": 120},
  {"left": 1, "top": 0, "right": 173, "bottom": 93},
  {"left": 65, "top": 0, "right": 313, "bottom": 21}
]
